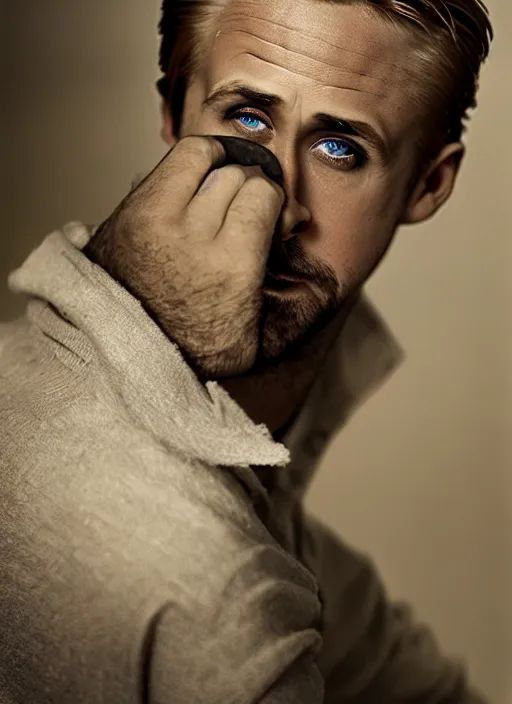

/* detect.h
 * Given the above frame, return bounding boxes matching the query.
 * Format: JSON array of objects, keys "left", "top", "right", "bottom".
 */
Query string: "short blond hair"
[{"left": 157, "top": 0, "right": 493, "bottom": 161}]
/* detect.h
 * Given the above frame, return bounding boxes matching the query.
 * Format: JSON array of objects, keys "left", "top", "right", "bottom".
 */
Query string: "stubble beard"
[
  {"left": 252, "top": 284, "right": 343, "bottom": 372},
  {"left": 82, "top": 213, "right": 344, "bottom": 381}
]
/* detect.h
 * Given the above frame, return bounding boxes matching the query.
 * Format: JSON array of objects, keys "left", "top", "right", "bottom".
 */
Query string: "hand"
[{"left": 90, "top": 135, "right": 285, "bottom": 379}]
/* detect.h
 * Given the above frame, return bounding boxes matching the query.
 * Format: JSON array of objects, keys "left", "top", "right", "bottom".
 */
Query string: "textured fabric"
[{"left": 0, "top": 222, "right": 486, "bottom": 703}]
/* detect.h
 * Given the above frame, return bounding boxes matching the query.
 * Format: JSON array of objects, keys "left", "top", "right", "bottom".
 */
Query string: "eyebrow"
[{"left": 202, "top": 81, "right": 391, "bottom": 161}]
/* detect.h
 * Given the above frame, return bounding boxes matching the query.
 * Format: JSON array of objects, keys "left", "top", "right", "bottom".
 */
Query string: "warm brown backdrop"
[{"left": 1, "top": 2, "right": 510, "bottom": 701}]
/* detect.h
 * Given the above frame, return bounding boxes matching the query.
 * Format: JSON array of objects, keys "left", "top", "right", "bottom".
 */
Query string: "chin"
[{"left": 256, "top": 290, "right": 332, "bottom": 366}]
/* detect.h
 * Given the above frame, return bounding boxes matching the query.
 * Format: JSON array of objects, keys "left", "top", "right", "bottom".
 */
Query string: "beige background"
[{"left": 1, "top": 1, "right": 510, "bottom": 701}]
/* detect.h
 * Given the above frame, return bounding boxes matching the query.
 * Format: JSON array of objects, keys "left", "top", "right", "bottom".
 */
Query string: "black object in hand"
[{"left": 210, "top": 135, "right": 285, "bottom": 189}]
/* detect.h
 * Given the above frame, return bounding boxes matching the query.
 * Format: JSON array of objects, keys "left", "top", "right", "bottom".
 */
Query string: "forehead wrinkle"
[
  {"left": 238, "top": 50, "right": 386, "bottom": 99},
  {"left": 216, "top": 11, "right": 417, "bottom": 82},
  {"left": 227, "top": 30, "right": 389, "bottom": 95},
  {"left": 317, "top": 83, "right": 395, "bottom": 145},
  {"left": 215, "top": 55, "right": 396, "bottom": 151}
]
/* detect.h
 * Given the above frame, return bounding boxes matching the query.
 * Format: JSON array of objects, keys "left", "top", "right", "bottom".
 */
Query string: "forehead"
[{"left": 205, "top": 0, "right": 422, "bottom": 133}]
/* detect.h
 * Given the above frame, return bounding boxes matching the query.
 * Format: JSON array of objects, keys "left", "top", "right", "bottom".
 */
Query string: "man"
[{"left": 0, "top": 0, "right": 493, "bottom": 702}]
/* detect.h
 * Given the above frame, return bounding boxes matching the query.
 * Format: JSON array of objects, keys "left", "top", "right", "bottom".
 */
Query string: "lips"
[{"left": 265, "top": 271, "right": 303, "bottom": 284}]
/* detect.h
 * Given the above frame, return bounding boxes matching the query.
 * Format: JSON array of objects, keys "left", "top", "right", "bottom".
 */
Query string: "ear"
[
  {"left": 160, "top": 99, "right": 178, "bottom": 147},
  {"left": 401, "top": 142, "right": 465, "bottom": 224}
]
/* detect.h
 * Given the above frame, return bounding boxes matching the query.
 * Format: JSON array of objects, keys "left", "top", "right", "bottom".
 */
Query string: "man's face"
[{"left": 164, "top": 0, "right": 449, "bottom": 368}]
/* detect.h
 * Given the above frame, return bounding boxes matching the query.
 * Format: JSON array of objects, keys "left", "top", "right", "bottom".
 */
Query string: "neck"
[{"left": 219, "top": 304, "right": 353, "bottom": 440}]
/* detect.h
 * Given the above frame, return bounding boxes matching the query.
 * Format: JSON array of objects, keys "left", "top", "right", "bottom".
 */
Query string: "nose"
[
  {"left": 279, "top": 191, "right": 312, "bottom": 241},
  {"left": 273, "top": 148, "right": 312, "bottom": 241}
]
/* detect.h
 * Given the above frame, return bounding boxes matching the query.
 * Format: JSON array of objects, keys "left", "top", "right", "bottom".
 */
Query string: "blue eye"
[
  {"left": 318, "top": 140, "right": 353, "bottom": 160},
  {"left": 229, "top": 109, "right": 363, "bottom": 168},
  {"left": 236, "top": 113, "right": 266, "bottom": 131}
]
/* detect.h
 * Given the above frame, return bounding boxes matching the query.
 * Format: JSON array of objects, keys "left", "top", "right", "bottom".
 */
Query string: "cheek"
[{"left": 306, "top": 177, "right": 400, "bottom": 289}]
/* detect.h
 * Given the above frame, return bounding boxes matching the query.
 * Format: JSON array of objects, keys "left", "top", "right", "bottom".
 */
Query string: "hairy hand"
[{"left": 89, "top": 135, "right": 285, "bottom": 379}]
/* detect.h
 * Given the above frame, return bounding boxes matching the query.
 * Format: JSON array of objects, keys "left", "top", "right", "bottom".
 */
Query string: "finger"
[
  {"left": 138, "top": 135, "right": 226, "bottom": 216},
  {"left": 218, "top": 170, "right": 285, "bottom": 268},
  {"left": 184, "top": 164, "right": 263, "bottom": 239}
]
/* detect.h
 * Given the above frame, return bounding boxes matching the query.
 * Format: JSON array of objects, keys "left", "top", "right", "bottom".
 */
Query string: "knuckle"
[
  {"left": 244, "top": 165, "right": 270, "bottom": 185},
  {"left": 229, "top": 204, "right": 263, "bottom": 230},
  {"left": 261, "top": 175, "right": 285, "bottom": 202},
  {"left": 243, "top": 164, "right": 263, "bottom": 176},
  {"left": 118, "top": 204, "right": 151, "bottom": 235},
  {"left": 246, "top": 168, "right": 284, "bottom": 202},
  {"left": 176, "top": 135, "right": 213, "bottom": 164},
  {"left": 224, "top": 164, "right": 249, "bottom": 188}
]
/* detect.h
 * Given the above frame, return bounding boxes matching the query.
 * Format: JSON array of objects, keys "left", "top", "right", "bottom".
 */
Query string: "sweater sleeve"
[
  {"left": 146, "top": 543, "right": 325, "bottom": 703},
  {"left": 295, "top": 510, "right": 488, "bottom": 704}
]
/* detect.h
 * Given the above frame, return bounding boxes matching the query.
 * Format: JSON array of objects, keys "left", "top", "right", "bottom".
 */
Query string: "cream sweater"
[{"left": 0, "top": 222, "right": 486, "bottom": 703}]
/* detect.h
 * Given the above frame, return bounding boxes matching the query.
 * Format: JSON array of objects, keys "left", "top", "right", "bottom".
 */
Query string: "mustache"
[
  {"left": 266, "top": 235, "right": 312, "bottom": 281},
  {"left": 267, "top": 236, "right": 341, "bottom": 303}
]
